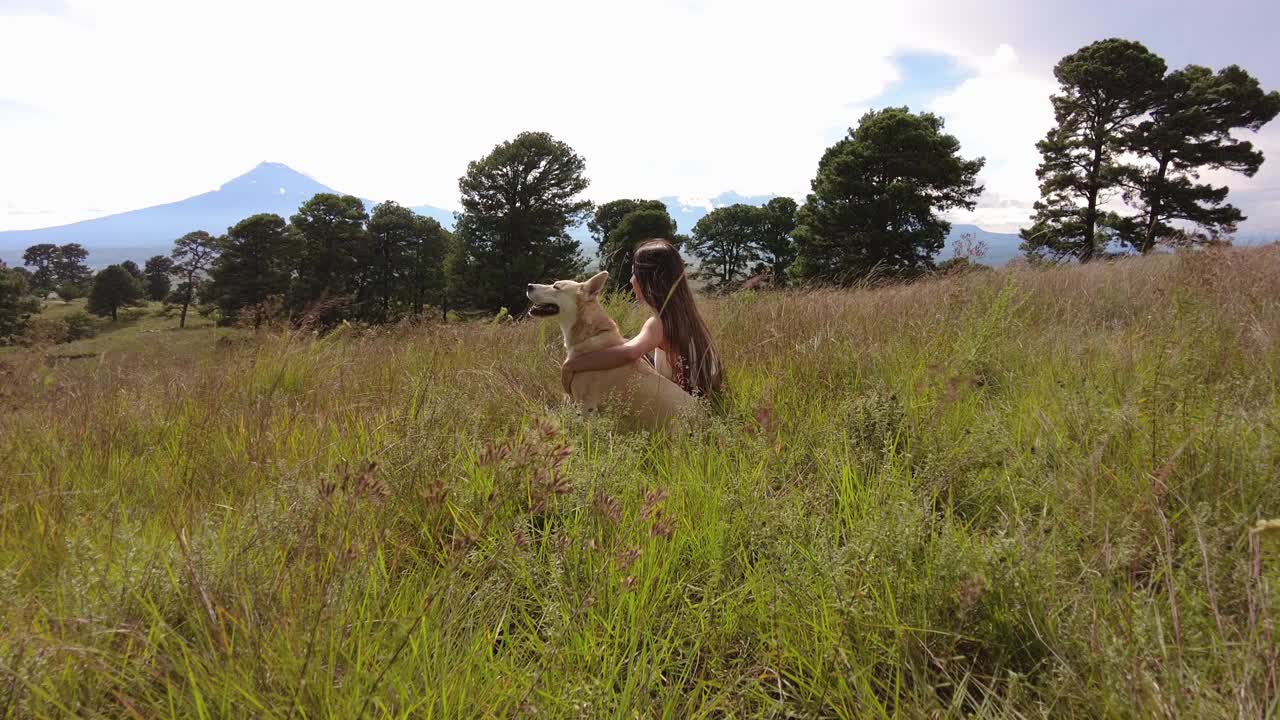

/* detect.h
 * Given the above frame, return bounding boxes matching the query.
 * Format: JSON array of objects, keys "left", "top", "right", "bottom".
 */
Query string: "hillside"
[{"left": 2, "top": 247, "right": 1278, "bottom": 717}]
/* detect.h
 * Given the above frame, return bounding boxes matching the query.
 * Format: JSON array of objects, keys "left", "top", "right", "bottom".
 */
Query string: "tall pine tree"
[
  {"left": 87, "top": 265, "right": 144, "bottom": 322},
  {"left": 0, "top": 265, "right": 41, "bottom": 343},
  {"left": 143, "top": 255, "right": 174, "bottom": 301},
  {"left": 453, "top": 131, "right": 592, "bottom": 314},
  {"left": 364, "top": 201, "right": 450, "bottom": 322},
  {"left": 690, "top": 204, "right": 766, "bottom": 291},
  {"left": 1021, "top": 39, "right": 1166, "bottom": 261},
  {"left": 600, "top": 206, "right": 678, "bottom": 293},
  {"left": 755, "top": 197, "right": 798, "bottom": 286}
]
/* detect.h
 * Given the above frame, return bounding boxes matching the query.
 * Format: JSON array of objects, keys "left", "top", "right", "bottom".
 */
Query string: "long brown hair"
[{"left": 632, "top": 239, "right": 724, "bottom": 400}]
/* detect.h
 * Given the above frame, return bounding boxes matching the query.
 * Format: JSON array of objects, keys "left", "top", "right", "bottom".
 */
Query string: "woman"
[{"left": 561, "top": 239, "right": 723, "bottom": 401}]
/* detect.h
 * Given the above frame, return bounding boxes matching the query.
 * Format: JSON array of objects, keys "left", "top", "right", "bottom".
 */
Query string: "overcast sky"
[{"left": 2, "top": 0, "right": 1278, "bottom": 234}]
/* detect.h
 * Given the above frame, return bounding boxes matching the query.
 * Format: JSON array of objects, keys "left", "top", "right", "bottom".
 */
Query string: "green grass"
[{"left": 2, "top": 248, "right": 1280, "bottom": 718}]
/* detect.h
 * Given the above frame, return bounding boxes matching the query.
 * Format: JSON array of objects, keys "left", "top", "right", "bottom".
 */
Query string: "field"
[{"left": 2, "top": 248, "right": 1279, "bottom": 718}]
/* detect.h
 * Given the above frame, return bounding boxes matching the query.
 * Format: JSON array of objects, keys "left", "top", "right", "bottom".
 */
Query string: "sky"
[{"left": 1, "top": 0, "right": 1278, "bottom": 234}]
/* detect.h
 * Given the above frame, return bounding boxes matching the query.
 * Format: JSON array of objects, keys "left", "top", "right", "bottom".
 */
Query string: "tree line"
[{"left": 1, "top": 37, "right": 1275, "bottom": 342}]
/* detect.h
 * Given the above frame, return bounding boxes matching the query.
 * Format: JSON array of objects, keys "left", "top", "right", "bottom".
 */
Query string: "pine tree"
[
  {"left": 1120, "top": 65, "right": 1280, "bottom": 252},
  {"left": 756, "top": 197, "right": 798, "bottom": 286},
  {"left": 120, "top": 260, "right": 145, "bottom": 283},
  {"left": 364, "top": 202, "right": 450, "bottom": 321},
  {"left": 290, "top": 194, "right": 369, "bottom": 319},
  {"left": 792, "top": 107, "right": 984, "bottom": 282},
  {"left": 86, "top": 265, "right": 144, "bottom": 322},
  {"left": 205, "top": 214, "right": 296, "bottom": 327},
  {"left": 590, "top": 199, "right": 670, "bottom": 292},
  {"left": 22, "top": 243, "right": 91, "bottom": 294},
  {"left": 1020, "top": 39, "right": 1166, "bottom": 261},
  {"left": 170, "top": 231, "right": 221, "bottom": 329},
  {"left": 599, "top": 206, "right": 678, "bottom": 292},
  {"left": 0, "top": 265, "right": 42, "bottom": 343},
  {"left": 143, "top": 255, "right": 174, "bottom": 301},
  {"left": 453, "top": 131, "right": 592, "bottom": 314},
  {"left": 690, "top": 204, "right": 765, "bottom": 291}
]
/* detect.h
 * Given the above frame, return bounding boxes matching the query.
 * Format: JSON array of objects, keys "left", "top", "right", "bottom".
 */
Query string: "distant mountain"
[
  {"left": 944, "top": 224, "right": 1023, "bottom": 266},
  {"left": 0, "top": 165, "right": 1027, "bottom": 268},
  {"left": 0, "top": 162, "right": 455, "bottom": 267}
]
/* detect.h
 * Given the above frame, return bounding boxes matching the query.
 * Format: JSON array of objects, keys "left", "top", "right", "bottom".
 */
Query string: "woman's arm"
[
  {"left": 565, "top": 316, "right": 664, "bottom": 372},
  {"left": 562, "top": 317, "right": 664, "bottom": 395}
]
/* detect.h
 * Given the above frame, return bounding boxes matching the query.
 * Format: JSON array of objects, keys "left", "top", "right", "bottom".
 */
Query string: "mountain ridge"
[{"left": 0, "top": 163, "right": 457, "bottom": 258}]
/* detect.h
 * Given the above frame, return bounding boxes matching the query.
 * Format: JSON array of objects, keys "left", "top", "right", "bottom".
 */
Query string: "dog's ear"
[{"left": 583, "top": 271, "right": 609, "bottom": 298}]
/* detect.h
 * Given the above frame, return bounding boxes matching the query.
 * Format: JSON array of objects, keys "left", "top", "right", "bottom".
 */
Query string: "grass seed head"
[
  {"left": 649, "top": 513, "right": 675, "bottom": 540},
  {"left": 593, "top": 492, "right": 622, "bottom": 524},
  {"left": 616, "top": 547, "right": 640, "bottom": 570},
  {"left": 419, "top": 476, "right": 447, "bottom": 507},
  {"left": 642, "top": 487, "right": 670, "bottom": 520}
]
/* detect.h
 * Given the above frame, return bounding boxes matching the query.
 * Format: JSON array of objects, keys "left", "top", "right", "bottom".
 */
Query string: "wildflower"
[
  {"left": 955, "top": 574, "right": 987, "bottom": 614},
  {"left": 478, "top": 442, "right": 510, "bottom": 468},
  {"left": 535, "top": 417, "right": 561, "bottom": 441},
  {"left": 548, "top": 445, "right": 574, "bottom": 468}
]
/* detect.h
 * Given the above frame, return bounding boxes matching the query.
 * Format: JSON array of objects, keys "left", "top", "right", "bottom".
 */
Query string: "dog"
[{"left": 527, "top": 271, "right": 697, "bottom": 431}]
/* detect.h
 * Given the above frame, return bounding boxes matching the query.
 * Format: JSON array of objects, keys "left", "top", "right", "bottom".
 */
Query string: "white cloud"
[
  {"left": 928, "top": 44, "right": 1057, "bottom": 231},
  {"left": 676, "top": 196, "right": 716, "bottom": 212},
  {"left": 1196, "top": 125, "right": 1280, "bottom": 234}
]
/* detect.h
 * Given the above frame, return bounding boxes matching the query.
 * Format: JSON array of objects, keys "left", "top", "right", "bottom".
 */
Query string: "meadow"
[{"left": 2, "top": 247, "right": 1279, "bottom": 718}]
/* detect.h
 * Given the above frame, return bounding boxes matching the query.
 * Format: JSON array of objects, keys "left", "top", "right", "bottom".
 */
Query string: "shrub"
[
  {"left": 55, "top": 281, "right": 90, "bottom": 301},
  {"left": 117, "top": 306, "right": 149, "bottom": 323},
  {"left": 936, "top": 256, "right": 994, "bottom": 276},
  {"left": 62, "top": 310, "right": 103, "bottom": 341},
  {"left": 19, "top": 316, "right": 69, "bottom": 346}
]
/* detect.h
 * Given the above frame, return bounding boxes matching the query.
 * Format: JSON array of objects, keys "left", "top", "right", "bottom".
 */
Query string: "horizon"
[
  {"left": 2, "top": 0, "right": 1279, "bottom": 237},
  {"left": 0, "top": 158, "right": 1041, "bottom": 272}
]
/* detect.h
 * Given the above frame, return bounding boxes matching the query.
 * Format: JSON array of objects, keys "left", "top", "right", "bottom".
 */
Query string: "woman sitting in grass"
[{"left": 561, "top": 239, "right": 724, "bottom": 402}]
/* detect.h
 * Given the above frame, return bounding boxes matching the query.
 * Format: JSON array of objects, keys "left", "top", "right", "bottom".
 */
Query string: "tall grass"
[{"left": 2, "top": 247, "right": 1279, "bottom": 718}]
